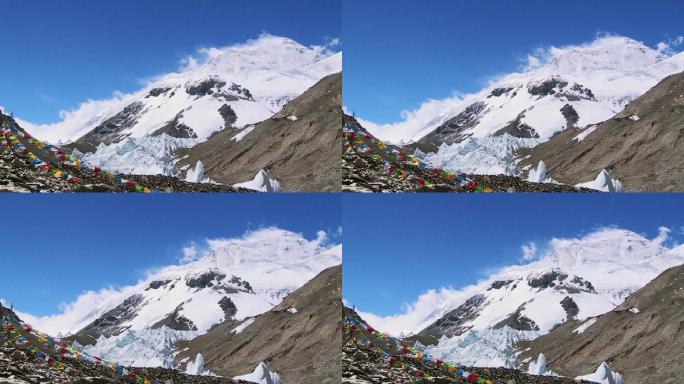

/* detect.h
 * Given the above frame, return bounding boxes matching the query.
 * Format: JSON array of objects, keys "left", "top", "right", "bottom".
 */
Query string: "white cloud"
[
  {"left": 355, "top": 286, "right": 480, "bottom": 336},
  {"left": 520, "top": 241, "right": 537, "bottom": 261},
  {"left": 654, "top": 226, "right": 671, "bottom": 245},
  {"left": 315, "top": 230, "right": 328, "bottom": 245},
  {"left": 357, "top": 95, "right": 471, "bottom": 144},
  {"left": 18, "top": 91, "right": 139, "bottom": 144},
  {"left": 656, "top": 35, "right": 684, "bottom": 55},
  {"left": 181, "top": 244, "right": 199, "bottom": 263}
]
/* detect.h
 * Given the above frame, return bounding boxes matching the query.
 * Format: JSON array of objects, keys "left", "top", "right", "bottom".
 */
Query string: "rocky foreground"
[
  {"left": 342, "top": 116, "right": 593, "bottom": 193},
  {"left": 0, "top": 347, "right": 249, "bottom": 384},
  {"left": 342, "top": 307, "right": 594, "bottom": 384},
  {"left": 0, "top": 149, "right": 252, "bottom": 193},
  {"left": 0, "top": 111, "right": 253, "bottom": 193},
  {"left": 343, "top": 155, "right": 595, "bottom": 193},
  {"left": 343, "top": 343, "right": 596, "bottom": 384}
]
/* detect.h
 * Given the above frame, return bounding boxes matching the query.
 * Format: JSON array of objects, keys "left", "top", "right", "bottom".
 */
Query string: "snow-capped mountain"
[
  {"left": 365, "top": 228, "right": 684, "bottom": 368},
  {"left": 366, "top": 36, "right": 684, "bottom": 178},
  {"left": 419, "top": 36, "right": 684, "bottom": 145},
  {"left": 22, "top": 228, "right": 340, "bottom": 367},
  {"left": 22, "top": 34, "right": 341, "bottom": 176}
]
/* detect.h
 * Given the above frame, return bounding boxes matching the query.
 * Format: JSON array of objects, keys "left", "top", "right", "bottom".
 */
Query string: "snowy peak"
[
  {"left": 36, "top": 228, "right": 343, "bottom": 347},
  {"left": 410, "top": 227, "right": 684, "bottom": 346},
  {"left": 187, "top": 34, "right": 333, "bottom": 76},
  {"left": 24, "top": 34, "right": 340, "bottom": 152},
  {"left": 536, "top": 228, "right": 676, "bottom": 277},
  {"left": 530, "top": 36, "right": 665, "bottom": 77},
  {"left": 394, "top": 35, "right": 684, "bottom": 165}
]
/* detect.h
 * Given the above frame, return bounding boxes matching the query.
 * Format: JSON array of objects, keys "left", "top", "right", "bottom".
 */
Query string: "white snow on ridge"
[
  {"left": 573, "top": 125, "right": 599, "bottom": 142},
  {"left": 232, "top": 318, "right": 255, "bottom": 334},
  {"left": 232, "top": 125, "right": 256, "bottom": 142},
  {"left": 573, "top": 317, "right": 598, "bottom": 334}
]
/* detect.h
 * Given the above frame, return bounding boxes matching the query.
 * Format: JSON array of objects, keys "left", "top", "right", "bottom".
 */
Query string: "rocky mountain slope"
[
  {"left": 519, "top": 71, "right": 684, "bottom": 192},
  {"left": 517, "top": 264, "right": 684, "bottom": 384},
  {"left": 343, "top": 115, "right": 592, "bottom": 192},
  {"left": 376, "top": 229, "right": 684, "bottom": 370},
  {"left": 177, "top": 265, "right": 342, "bottom": 384},
  {"left": 176, "top": 72, "right": 342, "bottom": 192},
  {"left": 343, "top": 307, "right": 594, "bottom": 384}
]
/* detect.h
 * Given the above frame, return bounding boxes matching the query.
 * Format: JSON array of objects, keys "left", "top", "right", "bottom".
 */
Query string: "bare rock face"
[
  {"left": 560, "top": 104, "right": 580, "bottom": 128},
  {"left": 76, "top": 102, "right": 145, "bottom": 149},
  {"left": 186, "top": 271, "right": 227, "bottom": 289},
  {"left": 528, "top": 271, "right": 569, "bottom": 290},
  {"left": 560, "top": 296, "right": 579, "bottom": 320},
  {"left": 152, "top": 111, "right": 198, "bottom": 138},
  {"left": 411, "top": 294, "right": 487, "bottom": 346},
  {"left": 186, "top": 78, "right": 227, "bottom": 96},
  {"left": 493, "top": 111, "right": 540, "bottom": 138},
  {"left": 76, "top": 294, "right": 145, "bottom": 339},
  {"left": 152, "top": 304, "right": 198, "bottom": 331},
  {"left": 493, "top": 304, "right": 540, "bottom": 332},
  {"left": 218, "top": 297, "right": 238, "bottom": 320},
  {"left": 218, "top": 104, "right": 238, "bottom": 129},
  {"left": 420, "top": 101, "right": 487, "bottom": 147},
  {"left": 146, "top": 87, "right": 172, "bottom": 98}
]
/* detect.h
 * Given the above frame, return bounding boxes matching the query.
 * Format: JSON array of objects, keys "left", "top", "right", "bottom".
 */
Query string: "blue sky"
[
  {"left": 343, "top": 194, "right": 684, "bottom": 316},
  {"left": 0, "top": 0, "right": 340, "bottom": 124},
  {"left": 0, "top": 194, "right": 341, "bottom": 316},
  {"left": 343, "top": 0, "right": 684, "bottom": 123}
]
